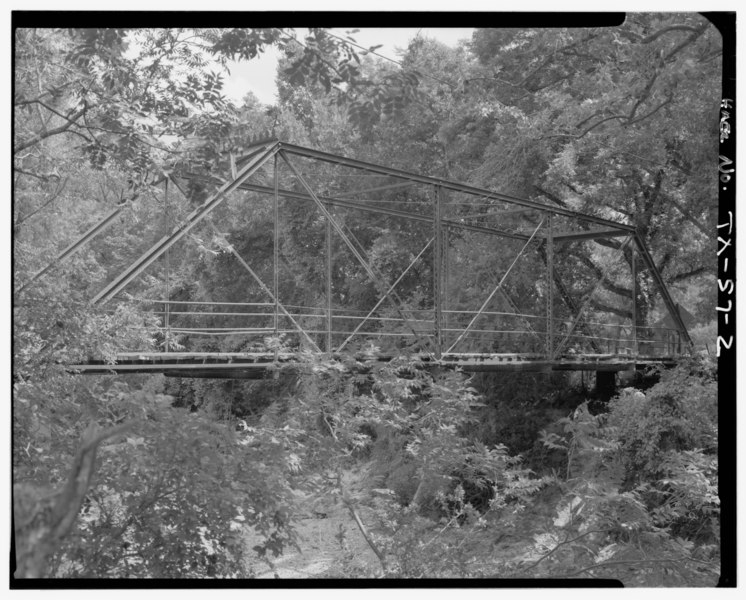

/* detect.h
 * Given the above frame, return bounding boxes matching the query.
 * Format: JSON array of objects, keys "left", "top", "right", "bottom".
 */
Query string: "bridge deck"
[{"left": 69, "top": 352, "right": 677, "bottom": 378}]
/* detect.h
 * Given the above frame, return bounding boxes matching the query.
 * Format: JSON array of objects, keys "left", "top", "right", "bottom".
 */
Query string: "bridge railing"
[{"left": 109, "top": 297, "right": 685, "bottom": 359}]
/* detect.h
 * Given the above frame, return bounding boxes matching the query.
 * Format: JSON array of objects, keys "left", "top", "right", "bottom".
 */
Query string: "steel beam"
[
  {"left": 446, "top": 218, "right": 545, "bottom": 354},
  {"left": 326, "top": 213, "right": 333, "bottom": 353},
  {"left": 434, "top": 186, "right": 443, "bottom": 358},
  {"left": 633, "top": 233, "right": 693, "bottom": 347},
  {"left": 631, "top": 246, "right": 638, "bottom": 355},
  {"left": 16, "top": 206, "right": 123, "bottom": 295},
  {"left": 235, "top": 136, "right": 280, "bottom": 165},
  {"left": 546, "top": 214, "right": 554, "bottom": 358},
  {"left": 160, "top": 165, "right": 316, "bottom": 353},
  {"left": 208, "top": 223, "right": 321, "bottom": 353},
  {"left": 273, "top": 154, "right": 280, "bottom": 340},
  {"left": 90, "top": 142, "right": 279, "bottom": 305},
  {"left": 280, "top": 151, "right": 435, "bottom": 353},
  {"left": 535, "top": 242, "right": 601, "bottom": 354},
  {"left": 336, "top": 238, "right": 434, "bottom": 353},
  {"left": 223, "top": 180, "right": 534, "bottom": 241},
  {"left": 278, "top": 142, "right": 637, "bottom": 232},
  {"left": 163, "top": 179, "right": 171, "bottom": 351},
  {"left": 496, "top": 288, "right": 543, "bottom": 344},
  {"left": 342, "top": 181, "right": 416, "bottom": 196},
  {"left": 443, "top": 227, "right": 450, "bottom": 349},
  {"left": 552, "top": 236, "right": 633, "bottom": 358},
  {"left": 551, "top": 228, "right": 631, "bottom": 242}
]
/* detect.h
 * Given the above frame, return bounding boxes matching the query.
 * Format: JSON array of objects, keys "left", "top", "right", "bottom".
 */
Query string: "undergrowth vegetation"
[
  {"left": 14, "top": 328, "right": 720, "bottom": 583},
  {"left": 14, "top": 21, "right": 723, "bottom": 584}
]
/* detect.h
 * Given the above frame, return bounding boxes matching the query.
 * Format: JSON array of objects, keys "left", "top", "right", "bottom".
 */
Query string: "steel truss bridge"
[{"left": 25, "top": 137, "right": 691, "bottom": 379}]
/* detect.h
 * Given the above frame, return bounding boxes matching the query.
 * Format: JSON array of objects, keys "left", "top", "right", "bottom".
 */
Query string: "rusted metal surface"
[
  {"left": 16, "top": 206, "right": 123, "bottom": 295},
  {"left": 336, "top": 238, "right": 434, "bottom": 353},
  {"left": 207, "top": 222, "right": 322, "bottom": 353},
  {"left": 278, "top": 142, "right": 637, "bottom": 232},
  {"left": 446, "top": 218, "right": 545, "bottom": 353},
  {"left": 91, "top": 141, "right": 280, "bottom": 305},
  {"left": 546, "top": 213, "right": 554, "bottom": 358},
  {"left": 633, "top": 233, "right": 693, "bottom": 347},
  {"left": 68, "top": 350, "right": 677, "bottom": 377},
  {"left": 281, "top": 151, "right": 435, "bottom": 354},
  {"left": 434, "top": 186, "right": 443, "bottom": 358},
  {"left": 74, "top": 139, "right": 691, "bottom": 374},
  {"left": 208, "top": 179, "right": 534, "bottom": 241},
  {"left": 552, "top": 236, "right": 634, "bottom": 359}
]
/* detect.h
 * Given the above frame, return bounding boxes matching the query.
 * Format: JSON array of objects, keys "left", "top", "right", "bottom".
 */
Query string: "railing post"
[
  {"left": 631, "top": 245, "right": 638, "bottom": 356},
  {"left": 434, "top": 185, "right": 443, "bottom": 358},
  {"left": 546, "top": 213, "right": 554, "bottom": 359},
  {"left": 443, "top": 225, "right": 449, "bottom": 352},
  {"left": 273, "top": 154, "right": 280, "bottom": 356},
  {"left": 327, "top": 213, "right": 333, "bottom": 354},
  {"left": 163, "top": 178, "right": 170, "bottom": 352}
]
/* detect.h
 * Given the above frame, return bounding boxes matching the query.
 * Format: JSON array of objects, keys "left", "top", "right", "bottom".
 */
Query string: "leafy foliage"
[{"left": 14, "top": 23, "right": 720, "bottom": 583}]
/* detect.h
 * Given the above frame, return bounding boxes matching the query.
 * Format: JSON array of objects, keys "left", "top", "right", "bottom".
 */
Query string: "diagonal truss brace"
[
  {"left": 535, "top": 241, "right": 601, "bottom": 353},
  {"left": 446, "top": 218, "right": 545, "bottom": 354},
  {"left": 336, "top": 237, "right": 435, "bottom": 353},
  {"left": 164, "top": 173, "right": 321, "bottom": 353},
  {"left": 16, "top": 206, "right": 124, "bottom": 295},
  {"left": 552, "top": 236, "right": 633, "bottom": 358},
  {"left": 207, "top": 224, "right": 322, "bottom": 353},
  {"left": 280, "top": 151, "right": 436, "bottom": 354},
  {"left": 90, "top": 142, "right": 279, "bottom": 305},
  {"left": 633, "top": 232, "right": 693, "bottom": 348},
  {"left": 497, "top": 287, "right": 543, "bottom": 343}
]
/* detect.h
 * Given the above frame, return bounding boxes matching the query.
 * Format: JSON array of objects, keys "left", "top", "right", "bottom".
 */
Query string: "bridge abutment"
[{"left": 595, "top": 371, "right": 617, "bottom": 400}]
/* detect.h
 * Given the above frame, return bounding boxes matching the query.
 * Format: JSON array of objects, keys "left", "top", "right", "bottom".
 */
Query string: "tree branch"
[
  {"left": 667, "top": 197, "right": 709, "bottom": 237},
  {"left": 590, "top": 299, "right": 632, "bottom": 320},
  {"left": 547, "top": 114, "right": 628, "bottom": 140},
  {"left": 641, "top": 25, "right": 705, "bottom": 44},
  {"left": 522, "top": 529, "right": 608, "bottom": 573},
  {"left": 14, "top": 421, "right": 135, "bottom": 578},
  {"left": 14, "top": 107, "right": 87, "bottom": 154},
  {"left": 627, "top": 96, "right": 673, "bottom": 126},
  {"left": 563, "top": 555, "right": 718, "bottom": 579},
  {"left": 532, "top": 185, "right": 569, "bottom": 209},
  {"left": 14, "top": 176, "right": 69, "bottom": 228},
  {"left": 670, "top": 265, "right": 709, "bottom": 283},
  {"left": 664, "top": 25, "right": 709, "bottom": 62},
  {"left": 338, "top": 472, "right": 388, "bottom": 574},
  {"left": 627, "top": 71, "right": 660, "bottom": 123}
]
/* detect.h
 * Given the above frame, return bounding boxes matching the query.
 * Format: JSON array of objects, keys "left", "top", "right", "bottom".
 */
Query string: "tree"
[{"left": 463, "top": 16, "right": 720, "bottom": 330}]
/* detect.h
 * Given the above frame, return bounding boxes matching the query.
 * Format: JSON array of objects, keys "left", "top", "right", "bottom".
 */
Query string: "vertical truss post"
[
  {"left": 280, "top": 151, "right": 435, "bottom": 353},
  {"left": 336, "top": 238, "right": 434, "bottom": 353},
  {"left": 447, "top": 218, "right": 545, "bottom": 354},
  {"left": 631, "top": 245, "right": 637, "bottom": 355},
  {"left": 273, "top": 154, "right": 280, "bottom": 347},
  {"left": 208, "top": 223, "right": 321, "bottom": 353},
  {"left": 91, "top": 143, "right": 279, "bottom": 305},
  {"left": 546, "top": 213, "right": 554, "bottom": 359},
  {"left": 443, "top": 226, "right": 449, "bottom": 350},
  {"left": 633, "top": 233, "right": 693, "bottom": 349},
  {"left": 163, "top": 179, "right": 171, "bottom": 352},
  {"left": 434, "top": 186, "right": 443, "bottom": 359},
  {"left": 326, "top": 213, "right": 333, "bottom": 354},
  {"left": 553, "top": 236, "right": 633, "bottom": 358}
]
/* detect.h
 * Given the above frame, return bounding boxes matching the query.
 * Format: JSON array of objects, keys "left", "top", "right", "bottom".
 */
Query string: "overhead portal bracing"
[{"left": 30, "top": 137, "right": 691, "bottom": 376}]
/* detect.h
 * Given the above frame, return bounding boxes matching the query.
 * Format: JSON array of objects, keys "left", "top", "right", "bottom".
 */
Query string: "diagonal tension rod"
[
  {"left": 280, "top": 152, "right": 436, "bottom": 354},
  {"left": 336, "top": 237, "right": 435, "bottom": 353},
  {"left": 207, "top": 223, "right": 322, "bottom": 353},
  {"left": 91, "top": 142, "right": 279, "bottom": 305},
  {"left": 446, "top": 218, "right": 545, "bottom": 354},
  {"left": 551, "top": 236, "right": 633, "bottom": 359}
]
